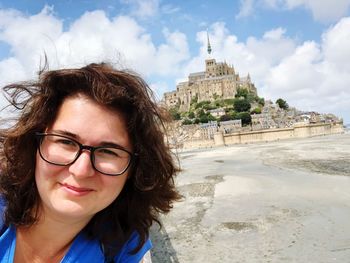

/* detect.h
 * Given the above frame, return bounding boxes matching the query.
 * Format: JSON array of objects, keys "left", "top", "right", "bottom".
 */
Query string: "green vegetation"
[
  {"left": 196, "top": 108, "right": 216, "bottom": 123},
  {"left": 235, "top": 87, "right": 265, "bottom": 105},
  {"left": 236, "top": 112, "right": 252, "bottom": 125},
  {"left": 169, "top": 88, "right": 264, "bottom": 126},
  {"left": 257, "top": 97, "right": 265, "bottom": 106},
  {"left": 251, "top": 107, "right": 262, "bottom": 114},
  {"left": 234, "top": 98, "right": 251, "bottom": 112},
  {"left": 188, "top": 111, "right": 195, "bottom": 119},
  {"left": 190, "top": 95, "right": 198, "bottom": 105},
  {"left": 182, "top": 118, "right": 193, "bottom": 125},
  {"left": 276, "top": 98, "right": 289, "bottom": 110},
  {"left": 219, "top": 114, "right": 233, "bottom": 122},
  {"left": 169, "top": 107, "right": 181, "bottom": 120},
  {"left": 223, "top": 98, "right": 235, "bottom": 105},
  {"left": 235, "top": 88, "right": 249, "bottom": 99},
  {"left": 194, "top": 100, "right": 210, "bottom": 109}
]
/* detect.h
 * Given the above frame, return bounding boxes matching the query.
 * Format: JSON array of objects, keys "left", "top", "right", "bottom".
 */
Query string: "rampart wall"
[{"left": 181, "top": 123, "right": 344, "bottom": 149}]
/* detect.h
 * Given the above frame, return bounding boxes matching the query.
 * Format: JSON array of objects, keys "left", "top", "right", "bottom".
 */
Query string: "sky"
[{"left": 0, "top": 0, "right": 349, "bottom": 124}]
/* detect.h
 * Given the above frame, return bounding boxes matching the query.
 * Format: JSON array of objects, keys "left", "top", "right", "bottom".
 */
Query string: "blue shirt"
[
  {"left": 0, "top": 199, "right": 152, "bottom": 263},
  {"left": 0, "top": 196, "right": 152, "bottom": 262},
  {"left": 0, "top": 225, "right": 152, "bottom": 262}
]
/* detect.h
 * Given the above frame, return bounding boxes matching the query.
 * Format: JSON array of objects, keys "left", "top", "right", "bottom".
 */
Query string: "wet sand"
[{"left": 150, "top": 133, "right": 350, "bottom": 262}]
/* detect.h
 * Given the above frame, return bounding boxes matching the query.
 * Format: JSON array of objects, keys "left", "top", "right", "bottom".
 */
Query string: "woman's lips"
[{"left": 60, "top": 183, "right": 94, "bottom": 196}]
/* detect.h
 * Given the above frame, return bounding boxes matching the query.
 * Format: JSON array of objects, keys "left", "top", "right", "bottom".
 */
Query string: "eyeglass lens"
[{"left": 39, "top": 134, "right": 131, "bottom": 175}]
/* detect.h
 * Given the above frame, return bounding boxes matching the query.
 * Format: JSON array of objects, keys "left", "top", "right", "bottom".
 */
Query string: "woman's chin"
[{"left": 47, "top": 200, "right": 95, "bottom": 222}]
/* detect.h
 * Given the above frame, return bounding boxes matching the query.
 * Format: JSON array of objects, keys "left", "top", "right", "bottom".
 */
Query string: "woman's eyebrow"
[
  {"left": 51, "top": 130, "right": 129, "bottom": 150},
  {"left": 99, "top": 141, "right": 128, "bottom": 150},
  {"left": 50, "top": 129, "right": 79, "bottom": 139}
]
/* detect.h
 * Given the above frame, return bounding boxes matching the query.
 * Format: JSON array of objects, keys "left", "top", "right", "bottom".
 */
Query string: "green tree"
[
  {"left": 182, "top": 118, "right": 193, "bottom": 125},
  {"left": 246, "top": 93, "right": 256, "bottom": 103},
  {"left": 220, "top": 114, "right": 233, "bottom": 122},
  {"left": 193, "top": 118, "right": 200, "bottom": 124},
  {"left": 169, "top": 107, "right": 181, "bottom": 120},
  {"left": 235, "top": 88, "right": 249, "bottom": 98},
  {"left": 188, "top": 111, "right": 195, "bottom": 119},
  {"left": 234, "top": 98, "right": 251, "bottom": 112},
  {"left": 224, "top": 98, "right": 235, "bottom": 105},
  {"left": 207, "top": 113, "right": 216, "bottom": 122},
  {"left": 227, "top": 110, "right": 237, "bottom": 119},
  {"left": 203, "top": 104, "right": 215, "bottom": 110},
  {"left": 214, "top": 100, "right": 224, "bottom": 108},
  {"left": 251, "top": 107, "right": 262, "bottom": 114},
  {"left": 257, "top": 97, "right": 265, "bottom": 106},
  {"left": 195, "top": 100, "right": 211, "bottom": 109},
  {"left": 190, "top": 95, "right": 198, "bottom": 105},
  {"left": 236, "top": 112, "right": 252, "bottom": 126},
  {"left": 197, "top": 109, "right": 206, "bottom": 118},
  {"left": 199, "top": 114, "right": 209, "bottom": 123},
  {"left": 276, "top": 98, "right": 289, "bottom": 110}
]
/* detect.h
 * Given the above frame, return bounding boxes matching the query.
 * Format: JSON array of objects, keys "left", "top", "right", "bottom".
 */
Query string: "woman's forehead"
[{"left": 48, "top": 95, "right": 132, "bottom": 150}]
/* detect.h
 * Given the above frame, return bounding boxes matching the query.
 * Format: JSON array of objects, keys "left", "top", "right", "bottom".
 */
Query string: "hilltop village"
[{"left": 162, "top": 56, "right": 343, "bottom": 148}]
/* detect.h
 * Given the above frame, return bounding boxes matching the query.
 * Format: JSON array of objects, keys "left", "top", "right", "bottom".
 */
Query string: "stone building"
[
  {"left": 164, "top": 58, "right": 257, "bottom": 112},
  {"left": 220, "top": 119, "right": 242, "bottom": 134},
  {"left": 208, "top": 108, "right": 226, "bottom": 117}
]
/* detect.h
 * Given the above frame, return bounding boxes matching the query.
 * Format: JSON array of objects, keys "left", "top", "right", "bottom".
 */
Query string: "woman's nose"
[{"left": 68, "top": 150, "right": 95, "bottom": 178}]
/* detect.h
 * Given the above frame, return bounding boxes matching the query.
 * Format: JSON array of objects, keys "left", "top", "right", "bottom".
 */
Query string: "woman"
[{"left": 0, "top": 63, "right": 180, "bottom": 262}]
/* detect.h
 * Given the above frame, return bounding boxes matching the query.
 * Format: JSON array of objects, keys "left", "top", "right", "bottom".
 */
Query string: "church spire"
[{"left": 207, "top": 31, "right": 212, "bottom": 55}]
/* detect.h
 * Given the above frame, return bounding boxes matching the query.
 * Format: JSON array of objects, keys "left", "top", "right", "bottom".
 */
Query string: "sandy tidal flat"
[{"left": 150, "top": 133, "right": 350, "bottom": 263}]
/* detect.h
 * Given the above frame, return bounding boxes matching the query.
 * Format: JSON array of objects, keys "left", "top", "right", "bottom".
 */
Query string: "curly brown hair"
[{"left": 0, "top": 63, "right": 180, "bottom": 257}]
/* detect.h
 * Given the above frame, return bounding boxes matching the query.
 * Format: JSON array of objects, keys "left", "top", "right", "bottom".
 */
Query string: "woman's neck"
[{"left": 14, "top": 211, "right": 92, "bottom": 263}]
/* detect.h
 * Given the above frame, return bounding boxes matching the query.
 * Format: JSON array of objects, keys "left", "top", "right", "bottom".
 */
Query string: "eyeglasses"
[{"left": 35, "top": 132, "right": 136, "bottom": 176}]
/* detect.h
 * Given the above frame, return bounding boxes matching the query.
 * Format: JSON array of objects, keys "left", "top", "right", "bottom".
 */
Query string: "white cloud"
[
  {"left": 0, "top": 6, "right": 63, "bottom": 76},
  {"left": 264, "top": 41, "right": 323, "bottom": 97},
  {"left": 236, "top": 0, "right": 350, "bottom": 22},
  {"left": 322, "top": 17, "right": 350, "bottom": 72},
  {"left": 183, "top": 23, "right": 295, "bottom": 85},
  {"left": 262, "top": 0, "right": 284, "bottom": 9},
  {"left": 284, "top": 0, "right": 350, "bottom": 22},
  {"left": 0, "top": 57, "right": 27, "bottom": 85},
  {"left": 247, "top": 28, "right": 296, "bottom": 66},
  {"left": 181, "top": 19, "right": 350, "bottom": 122},
  {"left": 0, "top": 7, "right": 190, "bottom": 110},
  {"left": 120, "top": 0, "right": 160, "bottom": 18},
  {"left": 149, "top": 81, "right": 169, "bottom": 101},
  {"left": 236, "top": 0, "right": 255, "bottom": 19},
  {"left": 264, "top": 18, "right": 350, "bottom": 119},
  {"left": 153, "top": 28, "right": 190, "bottom": 75},
  {"left": 161, "top": 4, "right": 180, "bottom": 14}
]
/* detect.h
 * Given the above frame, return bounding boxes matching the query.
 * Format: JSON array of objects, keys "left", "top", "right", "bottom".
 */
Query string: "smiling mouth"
[{"left": 60, "top": 183, "right": 94, "bottom": 196}]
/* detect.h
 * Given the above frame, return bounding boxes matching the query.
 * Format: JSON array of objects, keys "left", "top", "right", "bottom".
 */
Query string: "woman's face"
[{"left": 35, "top": 94, "right": 132, "bottom": 223}]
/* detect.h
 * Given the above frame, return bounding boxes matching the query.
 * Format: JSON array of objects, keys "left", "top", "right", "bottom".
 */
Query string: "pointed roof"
[{"left": 207, "top": 31, "right": 212, "bottom": 55}]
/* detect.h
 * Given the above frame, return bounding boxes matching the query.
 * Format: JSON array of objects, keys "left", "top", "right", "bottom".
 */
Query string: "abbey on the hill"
[
  {"left": 163, "top": 33, "right": 257, "bottom": 112},
  {"left": 163, "top": 57, "right": 257, "bottom": 112}
]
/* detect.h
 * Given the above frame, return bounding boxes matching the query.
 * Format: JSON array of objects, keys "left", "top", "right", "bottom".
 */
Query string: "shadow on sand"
[{"left": 150, "top": 222, "right": 179, "bottom": 263}]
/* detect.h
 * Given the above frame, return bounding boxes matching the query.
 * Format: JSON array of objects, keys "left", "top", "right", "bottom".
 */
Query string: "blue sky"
[{"left": 0, "top": 0, "right": 349, "bottom": 123}]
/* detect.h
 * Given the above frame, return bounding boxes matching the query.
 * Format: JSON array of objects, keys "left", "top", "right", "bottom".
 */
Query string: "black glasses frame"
[{"left": 35, "top": 132, "right": 136, "bottom": 176}]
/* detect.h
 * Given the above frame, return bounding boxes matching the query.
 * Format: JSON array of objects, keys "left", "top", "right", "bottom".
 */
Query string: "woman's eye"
[
  {"left": 99, "top": 148, "right": 119, "bottom": 157},
  {"left": 56, "top": 139, "right": 75, "bottom": 146}
]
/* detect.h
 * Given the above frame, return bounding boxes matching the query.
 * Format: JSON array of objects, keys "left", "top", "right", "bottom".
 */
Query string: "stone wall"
[
  {"left": 180, "top": 122, "right": 344, "bottom": 149},
  {"left": 183, "top": 139, "right": 215, "bottom": 149}
]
